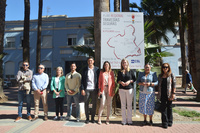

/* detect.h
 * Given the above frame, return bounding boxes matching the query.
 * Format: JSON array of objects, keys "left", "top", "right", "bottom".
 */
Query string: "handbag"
[{"left": 154, "top": 100, "right": 162, "bottom": 112}]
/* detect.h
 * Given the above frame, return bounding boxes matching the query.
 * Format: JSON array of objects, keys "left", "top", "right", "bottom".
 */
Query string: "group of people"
[{"left": 15, "top": 56, "right": 180, "bottom": 129}]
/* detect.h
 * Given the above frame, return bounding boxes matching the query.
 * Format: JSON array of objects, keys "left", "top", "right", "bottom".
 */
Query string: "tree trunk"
[
  {"left": 192, "top": 0, "right": 200, "bottom": 101},
  {"left": 0, "top": 0, "right": 8, "bottom": 103},
  {"left": 23, "top": 0, "right": 30, "bottom": 63},
  {"left": 36, "top": 0, "right": 43, "bottom": 70},
  {"left": 114, "top": 0, "right": 120, "bottom": 12},
  {"left": 179, "top": 5, "right": 186, "bottom": 88},
  {"left": 187, "top": 0, "right": 197, "bottom": 89},
  {"left": 121, "top": 0, "right": 129, "bottom": 12},
  {"left": 94, "top": 0, "right": 110, "bottom": 68}
]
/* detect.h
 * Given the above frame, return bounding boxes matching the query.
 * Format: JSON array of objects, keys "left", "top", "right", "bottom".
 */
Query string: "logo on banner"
[
  {"left": 131, "top": 59, "right": 140, "bottom": 63},
  {"left": 132, "top": 14, "right": 135, "bottom": 24}
]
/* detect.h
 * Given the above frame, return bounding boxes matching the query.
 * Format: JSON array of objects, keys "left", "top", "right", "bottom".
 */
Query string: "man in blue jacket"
[{"left": 81, "top": 56, "right": 99, "bottom": 124}]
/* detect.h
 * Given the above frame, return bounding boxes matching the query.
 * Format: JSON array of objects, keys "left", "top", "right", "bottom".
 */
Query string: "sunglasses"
[
  {"left": 23, "top": 64, "right": 28, "bottom": 67},
  {"left": 70, "top": 74, "right": 73, "bottom": 79},
  {"left": 38, "top": 67, "right": 44, "bottom": 69},
  {"left": 163, "top": 66, "right": 169, "bottom": 69}
]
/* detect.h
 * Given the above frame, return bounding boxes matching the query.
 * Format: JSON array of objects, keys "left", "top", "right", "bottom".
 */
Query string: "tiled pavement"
[{"left": 0, "top": 87, "right": 200, "bottom": 133}]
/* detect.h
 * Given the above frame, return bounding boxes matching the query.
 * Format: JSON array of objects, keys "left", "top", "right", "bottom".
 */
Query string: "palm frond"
[{"left": 70, "top": 45, "right": 95, "bottom": 58}]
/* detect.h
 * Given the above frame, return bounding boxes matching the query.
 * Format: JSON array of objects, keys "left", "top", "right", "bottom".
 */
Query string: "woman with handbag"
[
  {"left": 97, "top": 61, "right": 115, "bottom": 125},
  {"left": 157, "top": 63, "right": 176, "bottom": 129},
  {"left": 137, "top": 64, "right": 158, "bottom": 126}
]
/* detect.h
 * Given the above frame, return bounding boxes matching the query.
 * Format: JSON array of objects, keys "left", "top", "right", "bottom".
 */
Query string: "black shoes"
[
  {"left": 143, "top": 120, "right": 148, "bottom": 126},
  {"left": 168, "top": 123, "right": 172, "bottom": 127},
  {"left": 162, "top": 125, "right": 168, "bottom": 129},
  {"left": 91, "top": 118, "right": 96, "bottom": 123},
  {"left": 85, "top": 118, "right": 96, "bottom": 124},
  {"left": 85, "top": 119, "right": 89, "bottom": 124},
  {"left": 149, "top": 120, "right": 153, "bottom": 126}
]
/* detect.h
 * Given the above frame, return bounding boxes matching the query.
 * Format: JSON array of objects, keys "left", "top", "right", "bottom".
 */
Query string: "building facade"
[
  {"left": 3, "top": 15, "right": 185, "bottom": 81},
  {"left": 3, "top": 15, "right": 94, "bottom": 79}
]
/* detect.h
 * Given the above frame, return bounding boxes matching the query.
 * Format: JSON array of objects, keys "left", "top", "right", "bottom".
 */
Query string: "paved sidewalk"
[{"left": 0, "top": 87, "right": 200, "bottom": 133}]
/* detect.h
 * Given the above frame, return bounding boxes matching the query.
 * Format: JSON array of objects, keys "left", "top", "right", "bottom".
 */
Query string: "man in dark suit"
[{"left": 81, "top": 56, "right": 99, "bottom": 124}]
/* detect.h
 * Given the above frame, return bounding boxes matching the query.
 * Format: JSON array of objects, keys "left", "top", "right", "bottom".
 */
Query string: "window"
[
  {"left": 84, "top": 37, "right": 94, "bottom": 45},
  {"left": 5, "top": 37, "right": 15, "bottom": 48},
  {"left": 42, "top": 60, "right": 52, "bottom": 78},
  {"left": 179, "top": 66, "right": 182, "bottom": 75},
  {"left": 42, "top": 36, "right": 52, "bottom": 48},
  {"left": 176, "top": 35, "right": 180, "bottom": 43},
  {"left": 67, "top": 35, "right": 77, "bottom": 46},
  {"left": 20, "top": 36, "right": 23, "bottom": 47},
  {"left": 5, "top": 62, "right": 15, "bottom": 79},
  {"left": 45, "top": 68, "right": 51, "bottom": 78},
  {"left": 18, "top": 62, "right": 23, "bottom": 69}
]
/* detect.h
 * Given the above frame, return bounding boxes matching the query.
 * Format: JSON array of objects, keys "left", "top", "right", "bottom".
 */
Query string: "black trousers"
[
  {"left": 84, "top": 89, "right": 98, "bottom": 120},
  {"left": 55, "top": 97, "right": 64, "bottom": 116},
  {"left": 161, "top": 98, "right": 173, "bottom": 126}
]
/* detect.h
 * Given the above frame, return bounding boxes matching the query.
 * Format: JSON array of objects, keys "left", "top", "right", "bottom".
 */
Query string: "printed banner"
[{"left": 101, "top": 12, "right": 144, "bottom": 69}]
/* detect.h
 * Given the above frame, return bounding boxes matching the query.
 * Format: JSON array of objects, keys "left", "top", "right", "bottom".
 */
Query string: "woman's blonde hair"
[
  {"left": 120, "top": 58, "right": 130, "bottom": 72},
  {"left": 56, "top": 66, "right": 63, "bottom": 76},
  {"left": 161, "top": 63, "right": 172, "bottom": 77}
]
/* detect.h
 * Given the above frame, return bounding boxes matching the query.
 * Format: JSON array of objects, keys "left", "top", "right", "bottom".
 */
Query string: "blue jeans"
[
  {"left": 18, "top": 90, "right": 31, "bottom": 117},
  {"left": 67, "top": 93, "right": 80, "bottom": 118}
]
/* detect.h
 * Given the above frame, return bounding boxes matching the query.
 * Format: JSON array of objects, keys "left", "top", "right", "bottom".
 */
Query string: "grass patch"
[
  {"left": 193, "top": 118, "right": 200, "bottom": 121},
  {"left": 173, "top": 109, "right": 200, "bottom": 117}
]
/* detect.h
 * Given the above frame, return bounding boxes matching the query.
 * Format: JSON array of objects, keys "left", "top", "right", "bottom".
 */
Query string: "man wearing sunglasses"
[
  {"left": 15, "top": 61, "right": 33, "bottom": 122},
  {"left": 65, "top": 62, "right": 82, "bottom": 122},
  {"left": 32, "top": 64, "right": 49, "bottom": 121}
]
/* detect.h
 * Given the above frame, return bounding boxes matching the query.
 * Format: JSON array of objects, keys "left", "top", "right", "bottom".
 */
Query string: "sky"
[{"left": 5, "top": 0, "right": 141, "bottom": 21}]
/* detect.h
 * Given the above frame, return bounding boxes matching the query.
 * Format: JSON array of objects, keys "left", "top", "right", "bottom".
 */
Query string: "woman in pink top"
[{"left": 97, "top": 61, "right": 115, "bottom": 125}]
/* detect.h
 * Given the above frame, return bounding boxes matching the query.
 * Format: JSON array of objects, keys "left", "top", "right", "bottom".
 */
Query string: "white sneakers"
[{"left": 53, "top": 116, "right": 59, "bottom": 120}]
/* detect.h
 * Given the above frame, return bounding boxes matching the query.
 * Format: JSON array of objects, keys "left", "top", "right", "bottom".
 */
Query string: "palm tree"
[
  {"left": 0, "top": 0, "right": 8, "bottom": 103},
  {"left": 122, "top": 0, "right": 129, "bottom": 11},
  {"left": 178, "top": 2, "right": 187, "bottom": 88},
  {"left": 187, "top": 0, "right": 197, "bottom": 89},
  {"left": 86, "top": 22, "right": 94, "bottom": 41},
  {"left": 131, "top": 0, "right": 188, "bottom": 87},
  {"left": 93, "top": 0, "right": 110, "bottom": 67},
  {"left": 114, "top": 0, "right": 120, "bottom": 12},
  {"left": 36, "top": 0, "right": 43, "bottom": 70},
  {"left": 144, "top": 20, "right": 173, "bottom": 65},
  {"left": 191, "top": 0, "right": 200, "bottom": 101},
  {"left": 23, "top": 0, "right": 30, "bottom": 62},
  {"left": 71, "top": 45, "right": 95, "bottom": 58}
]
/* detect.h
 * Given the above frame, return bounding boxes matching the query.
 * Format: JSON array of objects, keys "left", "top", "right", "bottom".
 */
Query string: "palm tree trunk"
[
  {"left": 36, "top": 0, "right": 43, "bottom": 69},
  {"left": 94, "top": 0, "right": 110, "bottom": 68},
  {"left": 114, "top": 0, "right": 120, "bottom": 12},
  {"left": 0, "top": 0, "right": 8, "bottom": 103},
  {"left": 187, "top": 0, "right": 197, "bottom": 89},
  {"left": 192, "top": 0, "right": 200, "bottom": 101},
  {"left": 23, "top": 0, "right": 30, "bottom": 63},
  {"left": 179, "top": 4, "right": 186, "bottom": 88},
  {"left": 121, "top": 0, "right": 129, "bottom": 12}
]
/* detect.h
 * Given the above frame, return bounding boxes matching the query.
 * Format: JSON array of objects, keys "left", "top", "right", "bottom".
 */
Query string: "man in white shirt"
[{"left": 81, "top": 56, "right": 99, "bottom": 124}]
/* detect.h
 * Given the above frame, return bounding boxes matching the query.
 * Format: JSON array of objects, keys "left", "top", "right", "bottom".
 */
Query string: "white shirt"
[
  {"left": 104, "top": 74, "right": 109, "bottom": 85},
  {"left": 55, "top": 77, "right": 59, "bottom": 89},
  {"left": 87, "top": 67, "right": 95, "bottom": 90}
]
